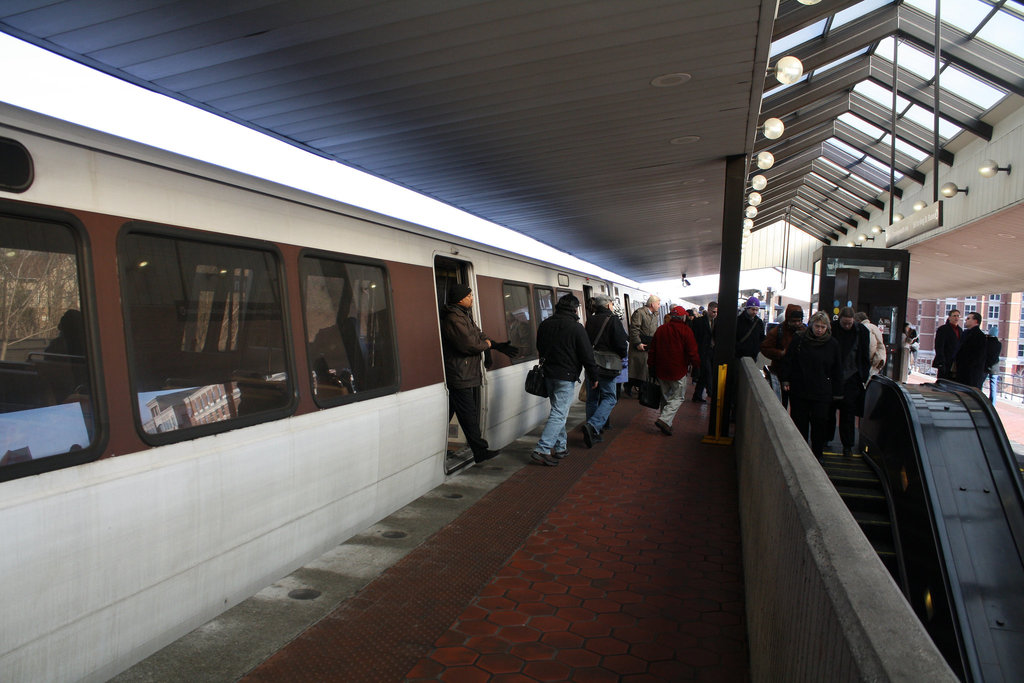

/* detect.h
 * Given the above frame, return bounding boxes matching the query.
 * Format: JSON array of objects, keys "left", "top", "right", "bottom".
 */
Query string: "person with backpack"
[
  {"left": 761, "top": 304, "right": 806, "bottom": 408},
  {"left": 986, "top": 331, "right": 1002, "bottom": 404},
  {"left": 953, "top": 312, "right": 988, "bottom": 389}
]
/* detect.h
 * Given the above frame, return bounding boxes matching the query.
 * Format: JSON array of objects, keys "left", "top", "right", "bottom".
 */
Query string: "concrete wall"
[{"left": 733, "top": 359, "right": 956, "bottom": 682}]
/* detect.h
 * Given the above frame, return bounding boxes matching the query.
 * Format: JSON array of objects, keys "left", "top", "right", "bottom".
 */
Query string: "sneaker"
[
  {"left": 654, "top": 419, "right": 672, "bottom": 436},
  {"left": 552, "top": 449, "right": 569, "bottom": 459},
  {"left": 582, "top": 423, "right": 597, "bottom": 448},
  {"left": 531, "top": 451, "right": 559, "bottom": 467},
  {"left": 691, "top": 397, "right": 706, "bottom": 403},
  {"left": 842, "top": 447, "right": 852, "bottom": 457}
]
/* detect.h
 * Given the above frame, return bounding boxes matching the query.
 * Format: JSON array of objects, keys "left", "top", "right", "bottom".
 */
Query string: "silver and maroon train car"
[{"left": 0, "top": 102, "right": 648, "bottom": 681}]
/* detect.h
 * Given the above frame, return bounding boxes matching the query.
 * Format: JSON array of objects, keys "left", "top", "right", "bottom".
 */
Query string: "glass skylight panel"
[
  {"left": 831, "top": 0, "right": 895, "bottom": 31},
  {"left": 854, "top": 81, "right": 911, "bottom": 111},
  {"left": 840, "top": 112, "right": 885, "bottom": 138},
  {"left": 939, "top": 65, "right": 1006, "bottom": 109},
  {"left": 904, "top": 0, "right": 992, "bottom": 33},
  {"left": 875, "top": 40, "right": 936, "bottom": 80},
  {"left": 819, "top": 158, "right": 886, "bottom": 194},
  {"left": 881, "top": 134, "right": 929, "bottom": 162},
  {"left": 770, "top": 20, "right": 827, "bottom": 57},
  {"left": 976, "top": 11, "right": 1024, "bottom": 60},
  {"left": 902, "top": 104, "right": 961, "bottom": 140}
]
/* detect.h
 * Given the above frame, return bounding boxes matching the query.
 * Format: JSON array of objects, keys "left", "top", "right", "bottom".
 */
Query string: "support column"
[{"left": 708, "top": 154, "right": 746, "bottom": 437}]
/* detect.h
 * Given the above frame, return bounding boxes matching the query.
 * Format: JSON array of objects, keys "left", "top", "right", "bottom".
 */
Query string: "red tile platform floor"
[{"left": 243, "top": 395, "right": 748, "bottom": 682}]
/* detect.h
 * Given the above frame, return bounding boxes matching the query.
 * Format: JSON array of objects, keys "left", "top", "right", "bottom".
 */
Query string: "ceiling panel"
[{"left": 0, "top": 0, "right": 775, "bottom": 282}]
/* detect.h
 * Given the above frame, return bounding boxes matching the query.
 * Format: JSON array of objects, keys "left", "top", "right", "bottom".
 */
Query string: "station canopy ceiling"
[{"left": 1, "top": 1, "right": 1022, "bottom": 286}]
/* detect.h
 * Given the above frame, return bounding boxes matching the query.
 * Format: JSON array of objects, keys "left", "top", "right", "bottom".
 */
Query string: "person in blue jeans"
[
  {"left": 583, "top": 295, "right": 629, "bottom": 447},
  {"left": 532, "top": 293, "right": 599, "bottom": 466}
]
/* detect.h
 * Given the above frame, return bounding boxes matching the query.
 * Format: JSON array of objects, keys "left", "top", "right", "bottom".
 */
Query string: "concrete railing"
[{"left": 733, "top": 358, "right": 957, "bottom": 682}]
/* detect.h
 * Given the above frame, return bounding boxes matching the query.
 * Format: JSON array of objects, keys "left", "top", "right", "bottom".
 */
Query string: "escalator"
[{"left": 849, "top": 375, "right": 1024, "bottom": 682}]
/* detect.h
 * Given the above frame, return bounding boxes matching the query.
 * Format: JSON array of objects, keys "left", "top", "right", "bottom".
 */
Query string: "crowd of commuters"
[{"left": 443, "top": 282, "right": 1000, "bottom": 470}]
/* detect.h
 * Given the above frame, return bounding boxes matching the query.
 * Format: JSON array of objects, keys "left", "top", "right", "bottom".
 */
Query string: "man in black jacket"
[
  {"left": 689, "top": 301, "right": 718, "bottom": 402},
  {"left": 954, "top": 312, "right": 987, "bottom": 389},
  {"left": 532, "top": 294, "right": 599, "bottom": 466},
  {"left": 582, "top": 295, "right": 629, "bottom": 446},
  {"left": 441, "top": 283, "right": 499, "bottom": 463},
  {"left": 830, "top": 307, "right": 872, "bottom": 456}
]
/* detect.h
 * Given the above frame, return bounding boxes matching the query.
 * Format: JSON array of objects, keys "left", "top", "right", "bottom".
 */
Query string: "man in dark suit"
[
  {"left": 689, "top": 301, "right": 718, "bottom": 403},
  {"left": 933, "top": 309, "right": 963, "bottom": 380}
]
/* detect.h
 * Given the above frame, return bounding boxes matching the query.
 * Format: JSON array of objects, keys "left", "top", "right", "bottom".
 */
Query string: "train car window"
[
  {"left": 534, "top": 287, "right": 554, "bottom": 323},
  {"left": 121, "top": 232, "right": 292, "bottom": 438},
  {"left": 301, "top": 255, "right": 398, "bottom": 405},
  {"left": 502, "top": 282, "right": 536, "bottom": 361},
  {"left": 0, "top": 215, "right": 95, "bottom": 474}
]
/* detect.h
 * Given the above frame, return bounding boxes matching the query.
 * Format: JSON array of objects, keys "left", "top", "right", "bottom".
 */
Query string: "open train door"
[{"left": 434, "top": 255, "right": 482, "bottom": 474}]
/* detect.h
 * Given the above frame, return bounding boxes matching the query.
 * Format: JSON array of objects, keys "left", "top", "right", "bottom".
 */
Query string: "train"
[{"left": 0, "top": 101, "right": 650, "bottom": 681}]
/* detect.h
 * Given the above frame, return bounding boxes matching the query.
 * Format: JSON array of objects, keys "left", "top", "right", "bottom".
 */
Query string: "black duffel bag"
[
  {"left": 525, "top": 360, "right": 548, "bottom": 398},
  {"left": 638, "top": 379, "right": 661, "bottom": 409}
]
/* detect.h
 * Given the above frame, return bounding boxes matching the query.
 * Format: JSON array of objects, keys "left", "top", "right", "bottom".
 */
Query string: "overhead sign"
[{"left": 886, "top": 201, "right": 943, "bottom": 247}]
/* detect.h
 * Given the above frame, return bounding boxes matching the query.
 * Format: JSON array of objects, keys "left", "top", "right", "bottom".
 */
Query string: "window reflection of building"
[{"left": 144, "top": 389, "right": 194, "bottom": 433}]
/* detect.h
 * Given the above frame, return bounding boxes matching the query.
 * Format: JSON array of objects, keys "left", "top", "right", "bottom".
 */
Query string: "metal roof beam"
[
  {"left": 760, "top": 187, "right": 854, "bottom": 230},
  {"left": 899, "top": 4, "right": 1024, "bottom": 99},
  {"left": 866, "top": 57, "right": 992, "bottom": 141},
  {"left": 848, "top": 91, "right": 954, "bottom": 166},
  {"left": 792, "top": 188, "right": 860, "bottom": 227},
  {"left": 820, "top": 142, "right": 901, "bottom": 198},
  {"left": 801, "top": 176, "right": 870, "bottom": 219},
  {"left": 834, "top": 120, "right": 926, "bottom": 184},
  {"left": 810, "top": 159, "right": 885, "bottom": 209},
  {"left": 789, "top": 205, "right": 846, "bottom": 240},
  {"left": 772, "top": 0, "right": 864, "bottom": 41},
  {"left": 764, "top": 5, "right": 898, "bottom": 96},
  {"left": 754, "top": 206, "right": 838, "bottom": 243},
  {"left": 762, "top": 54, "right": 991, "bottom": 141}
]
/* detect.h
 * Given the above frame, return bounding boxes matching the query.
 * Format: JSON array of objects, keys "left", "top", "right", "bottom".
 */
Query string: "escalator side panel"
[
  {"left": 862, "top": 376, "right": 1024, "bottom": 682},
  {"left": 860, "top": 380, "right": 967, "bottom": 679}
]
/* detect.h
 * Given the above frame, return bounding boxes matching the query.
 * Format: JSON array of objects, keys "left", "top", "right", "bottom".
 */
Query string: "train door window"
[
  {"left": 535, "top": 286, "right": 554, "bottom": 323},
  {"left": 301, "top": 254, "right": 397, "bottom": 405},
  {"left": 0, "top": 215, "right": 96, "bottom": 478},
  {"left": 623, "top": 293, "right": 631, "bottom": 316},
  {"left": 502, "top": 282, "right": 536, "bottom": 361},
  {"left": 121, "top": 231, "right": 292, "bottom": 439}
]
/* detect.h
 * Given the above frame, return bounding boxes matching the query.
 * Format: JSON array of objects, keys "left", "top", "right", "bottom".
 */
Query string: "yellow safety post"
[{"left": 701, "top": 363, "right": 734, "bottom": 445}]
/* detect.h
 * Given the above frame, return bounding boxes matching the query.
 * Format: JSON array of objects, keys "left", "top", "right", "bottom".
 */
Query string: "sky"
[{"left": 0, "top": 33, "right": 638, "bottom": 288}]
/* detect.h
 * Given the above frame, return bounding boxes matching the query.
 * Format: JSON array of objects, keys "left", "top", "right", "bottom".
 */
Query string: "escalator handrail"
[{"left": 864, "top": 375, "right": 976, "bottom": 679}]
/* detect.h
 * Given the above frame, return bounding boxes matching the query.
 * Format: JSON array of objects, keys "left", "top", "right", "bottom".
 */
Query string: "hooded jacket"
[
  {"left": 441, "top": 303, "right": 490, "bottom": 389},
  {"left": 536, "top": 298, "right": 599, "bottom": 383}
]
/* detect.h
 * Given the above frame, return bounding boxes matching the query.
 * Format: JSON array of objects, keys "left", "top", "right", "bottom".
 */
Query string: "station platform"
[{"left": 114, "top": 393, "right": 748, "bottom": 682}]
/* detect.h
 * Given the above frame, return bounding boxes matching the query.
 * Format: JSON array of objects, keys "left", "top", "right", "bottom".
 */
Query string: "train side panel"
[{"left": 0, "top": 106, "right": 645, "bottom": 681}]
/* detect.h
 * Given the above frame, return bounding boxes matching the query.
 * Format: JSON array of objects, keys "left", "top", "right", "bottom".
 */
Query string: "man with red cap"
[{"left": 647, "top": 306, "right": 700, "bottom": 435}]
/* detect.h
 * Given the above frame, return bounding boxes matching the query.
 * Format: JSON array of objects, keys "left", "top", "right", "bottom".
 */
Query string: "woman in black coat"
[{"left": 781, "top": 311, "right": 843, "bottom": 462}]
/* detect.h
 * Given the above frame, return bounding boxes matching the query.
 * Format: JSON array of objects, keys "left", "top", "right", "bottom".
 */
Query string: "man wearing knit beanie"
[{"left": 441, "top": 283, "right": 499, "bottom": 463}]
